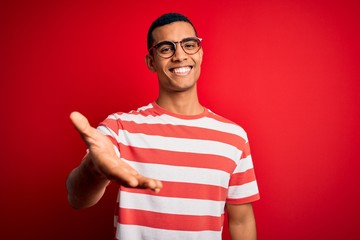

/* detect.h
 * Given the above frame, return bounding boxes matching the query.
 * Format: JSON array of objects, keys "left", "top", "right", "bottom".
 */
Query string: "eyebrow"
[{"left": 154, "top": 37, "right": 197, "bottom": 45}]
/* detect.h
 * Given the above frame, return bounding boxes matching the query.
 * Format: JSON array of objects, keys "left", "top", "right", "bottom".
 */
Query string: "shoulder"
[
  {"left": 205, "top": 109, "right": 249, "bottom": 142},
  {"left": 106, "top": 103, "right": 158, "bottom": 120},
  {"left": 98, "top": 103, "right": 157, "bottom": 129}
]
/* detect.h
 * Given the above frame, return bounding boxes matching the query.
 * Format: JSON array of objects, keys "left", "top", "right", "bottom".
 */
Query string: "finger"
[
  {"left": 135, "top": 175, "right": 163, "bottom": 192},
  {"left": 99, "top": 160, "right": 140, "bottom": 188},
  {"left": 151, "top": 179, "right": 163, "bottom": 193},
  {"left": 70, "top": 111, "right": 94, "bottom": 138},
  {"left": 108, "top": 169, "right": 139, "bottom": 188},
  {"left": 102, "top": 153, "right": 163, "bottom": 192}
]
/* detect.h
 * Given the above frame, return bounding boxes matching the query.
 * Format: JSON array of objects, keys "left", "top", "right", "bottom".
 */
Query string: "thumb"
[{"left": 70, "top": 111, "right": 93, "bottom": 138}]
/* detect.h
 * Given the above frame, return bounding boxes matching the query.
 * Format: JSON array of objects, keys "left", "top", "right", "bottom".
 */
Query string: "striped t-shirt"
[{"left": 97, "top": 102, "right": 260, "bottom": 240}]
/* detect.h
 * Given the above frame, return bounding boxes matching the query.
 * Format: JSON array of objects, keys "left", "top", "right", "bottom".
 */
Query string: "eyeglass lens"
[{"left": 155, "top": 38, "right": 201, "bottom": 58}]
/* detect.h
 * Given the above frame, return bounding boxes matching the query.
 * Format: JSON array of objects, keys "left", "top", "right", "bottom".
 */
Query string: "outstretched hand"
[{"left": 70, "top": 111, "right": 162, "bottom": 192}]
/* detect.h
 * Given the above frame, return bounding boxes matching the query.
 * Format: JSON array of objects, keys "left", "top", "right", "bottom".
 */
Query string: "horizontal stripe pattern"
[
  {"left": 230, "top": 168, "right": 257, "bottom": 186},
  {"left": 108, "top": 110, "right": 248, "bottom": 139},
  {"left": 119, "top": 208, "right": 223, "bottom": 231},
  {"left": 123, "top": 160, "right": 231, "bottom": 188},
  {"left": 116, "top": 224, "right": 222, "bottom": 240},
  {"left": 226, "top": 193, "right": 260, "bottom": 205},
  {"left": 97, "top": 125, "right": 242, "bottom": 163},
  {"left": 96, "top": 102, "right": 259, "bottom": 240},
  {"left": 118, "top": 145, "right": 236, "bottom": 172},
  {"left": 102, "top": 118, "right": 248, "bottom": 150},
  {"left": 233, "top": 155, "right": 254, "bottom": 174},
  {"left": 119, "top": 191, "right": 225, "bottom": 217},
  {"left": 228, "top": 180, "right": 259, "bottom": 199},
  {"left": 123, "top": 181, "right": 228, "bottom": 201},
  {"left": 114, "top": 129, "right": 242, "bottom": 161}
]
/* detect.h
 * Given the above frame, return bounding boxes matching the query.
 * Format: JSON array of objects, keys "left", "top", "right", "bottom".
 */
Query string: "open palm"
[{"left": 70, "top": 111, "right": 162, "bottom": 192}]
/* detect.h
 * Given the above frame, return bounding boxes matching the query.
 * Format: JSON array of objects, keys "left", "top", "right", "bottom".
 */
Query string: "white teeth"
[{"left": 173, "top": 67, "right": 191, "bottom": 74}]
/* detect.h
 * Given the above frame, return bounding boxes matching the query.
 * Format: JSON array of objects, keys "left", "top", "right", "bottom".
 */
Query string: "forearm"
[{"left": 66, "top": 154, "right": 110, "bottom": 209}]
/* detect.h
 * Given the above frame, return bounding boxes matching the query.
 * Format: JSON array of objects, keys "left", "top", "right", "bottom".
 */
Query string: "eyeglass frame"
[{"left": 148, "top": 37, "right": 203, "bottom": 59}]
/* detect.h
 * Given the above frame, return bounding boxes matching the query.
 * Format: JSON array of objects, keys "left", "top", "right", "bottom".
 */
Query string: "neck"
[{"left": 156, "top": 88, "right": 204, "bottom": 115}]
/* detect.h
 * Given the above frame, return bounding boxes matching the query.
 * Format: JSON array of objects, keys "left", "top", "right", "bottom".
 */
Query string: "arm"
[
  {"left": 66, "top": 111, "right": 162, "bottom": 209},
  {"left": 226, "top": 203, "right": 257, "bottom": 240},
  {"left": 66, "top": 153, "right": 111, "bottom": 209}
]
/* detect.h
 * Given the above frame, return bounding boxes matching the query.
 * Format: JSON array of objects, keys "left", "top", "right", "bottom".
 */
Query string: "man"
[{"left": 67, "top": 13, "right": 260, "bottom": 240}]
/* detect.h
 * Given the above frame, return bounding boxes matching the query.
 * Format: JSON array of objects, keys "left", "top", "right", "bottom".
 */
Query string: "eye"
[
  {"left": 183, "top": 40, "right": 198, "bottom": 50},
  {"left": 159, "top": 45, "right": 174, "bottom": 54},
  {"left": 156, "top": 42, "right": 175, "bottom": 55}
]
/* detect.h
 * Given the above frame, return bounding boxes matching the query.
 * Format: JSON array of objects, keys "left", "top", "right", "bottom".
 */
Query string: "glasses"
[{"left": 149, "top": 37, "right": 202, "bottom": 59}]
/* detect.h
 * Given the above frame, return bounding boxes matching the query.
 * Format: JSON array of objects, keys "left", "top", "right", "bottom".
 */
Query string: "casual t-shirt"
[{"left": 97, "top": 102, "right": 260, "bottom": 240}]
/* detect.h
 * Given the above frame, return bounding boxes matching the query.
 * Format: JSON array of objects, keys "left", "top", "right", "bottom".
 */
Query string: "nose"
[{"left": 171, "top": 42, "right": 188, "bottom": 61}]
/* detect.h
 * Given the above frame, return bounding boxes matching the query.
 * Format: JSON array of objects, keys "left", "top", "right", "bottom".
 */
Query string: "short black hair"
[{"left": 147, "top": 12, "right": 198, "bottom": 51}]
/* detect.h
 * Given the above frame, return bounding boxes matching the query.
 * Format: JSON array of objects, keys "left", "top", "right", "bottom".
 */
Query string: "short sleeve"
[{"left": 226, "top": 141, "right": 260, "bottom": 204}]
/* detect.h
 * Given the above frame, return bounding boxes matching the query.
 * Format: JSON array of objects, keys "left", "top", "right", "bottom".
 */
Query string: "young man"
[{"left": 67, "top": 13, "right": 260, "bottom": 240}]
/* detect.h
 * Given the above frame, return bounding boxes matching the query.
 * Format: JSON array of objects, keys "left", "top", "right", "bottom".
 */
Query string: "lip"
[{"left": 169, "top": 66, "right": 193, "bottom": 75}]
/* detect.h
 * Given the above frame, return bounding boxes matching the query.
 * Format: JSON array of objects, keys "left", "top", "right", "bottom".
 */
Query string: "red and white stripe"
[{"left": 97, "top": 102, "right": 259, "bottom": 240}]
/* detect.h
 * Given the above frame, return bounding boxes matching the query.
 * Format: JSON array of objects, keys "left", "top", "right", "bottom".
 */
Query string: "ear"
[
  {"left": 198, "top": 48, "right": 204, "bottom": 64},
  {"left": 145, "top": 54, "right": 156, "bottom": 72}
]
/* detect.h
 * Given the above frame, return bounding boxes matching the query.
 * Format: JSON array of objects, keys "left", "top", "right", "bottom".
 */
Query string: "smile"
[{"left": 170, "top": 66, "right": 192, "bottom": 75}]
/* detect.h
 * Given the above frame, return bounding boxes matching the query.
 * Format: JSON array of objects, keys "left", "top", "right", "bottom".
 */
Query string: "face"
[{"left": 146, "top": 21, "right": 203, "bottom": 94}]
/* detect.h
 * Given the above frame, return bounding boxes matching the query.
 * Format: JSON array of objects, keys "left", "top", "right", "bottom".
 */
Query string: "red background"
[{"left": 1, "top": 0, "right": 359, "bottom": 239}]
